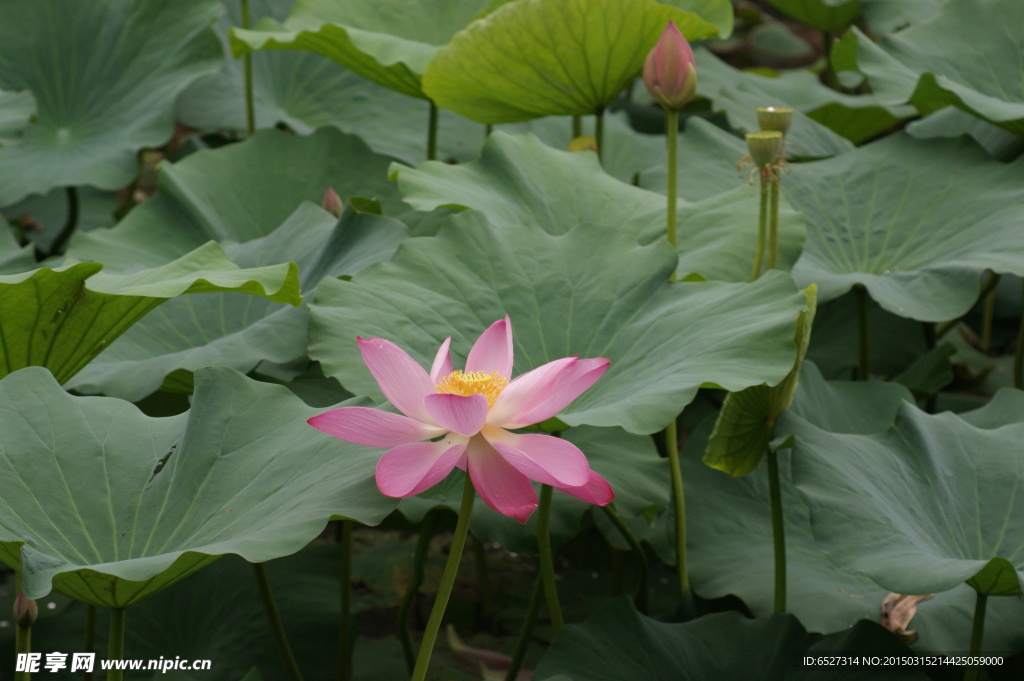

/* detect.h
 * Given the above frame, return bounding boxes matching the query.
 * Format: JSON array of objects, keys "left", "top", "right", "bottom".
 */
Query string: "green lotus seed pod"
[
  {"left": 757, "top": 106, "right": 795, "bottom": 135},
  {"left": 746, "top": 130, "right": 784, "bottom": 167}
]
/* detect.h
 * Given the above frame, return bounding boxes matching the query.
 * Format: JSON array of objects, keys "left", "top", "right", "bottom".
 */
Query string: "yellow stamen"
[{"left": 435, "top": 370, "right": 509, "bottom": 407}]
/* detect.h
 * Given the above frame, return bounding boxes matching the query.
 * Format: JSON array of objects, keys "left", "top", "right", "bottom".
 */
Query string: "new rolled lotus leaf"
[
  {"left": 0, "top": 0, "right": 223, "bottom": 205},
  {"left": 0, "top": 367, "right": 394, "bottom": 608},
  {"left": 422, "top": 0, "right": 719, "bottom": 123},
  {"left": 0, "top": 242, "right": 301, "bottom": 385}
]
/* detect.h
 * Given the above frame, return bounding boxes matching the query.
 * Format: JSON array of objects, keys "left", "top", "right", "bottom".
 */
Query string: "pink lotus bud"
[
  {"left": 13, "top": 592, "right": 37, "bottom": 628},
  {"left": 643, "top": 21, "right": 697, "bottom": 111},
  {"left": 322, "top": 186, "right": 343, "bottom": 217}
]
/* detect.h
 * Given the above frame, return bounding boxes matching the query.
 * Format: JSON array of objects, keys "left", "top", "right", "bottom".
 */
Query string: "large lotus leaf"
[
  {"left": 310, "top": 213, "right": 807, "bottom": 435},
  {"left": 636, "top": 117, "right": 750, "bottom": 200},
  {"left": 392, "top": 131, "right": 804, "bottom": 281},
  {"left": 858, "top": 0, "right": 949, "bottom": 34},
  {"left": 179, "top": 0, "right": 485, "bottom": 165},
  {"left": 0, "top": 242, "right": 300, "bottom": 384},
  {"left": 689, "top": 369, "right": 1024, "bottom": 653},
  {"left": 703, "top": 285, "right": 816, "bottom": 477},
  {"left": 787, "top": 133, "right": 1024, "bottom": 321},
  {"left": 0, "top": 90, "right": 34, "bottom": 146},
  {"left": 534, "top": 597, "right": 928, "bottom": 681},
  {"left": 694, "top": 49, "right": 912, "bottom": 146},
  {"left": 762, "top": 0, "right": 861, "bottom": 31},
  {"left": 66, "top": 204, "right": 407, "bottom": 401},
  {"left": 658, "top": 0, "right": 733, "bottom": 38},
  {"left": 786, "top": 389, "right": 1024, "bottom": 598},
  {"left": 0, "top": 367, "right": 394, "bottom": 608},
  {"left": 695, "top": 50, "right": 853, "bottom": 158},
  {"left": 850, "top": 0, "right": 1024, "bottom": 135},
  {"left": 907, "top": 108, "right": 1024, "bottom": 162},
  {"left": 229, "top": 0, "right": 493, "bottom": 99},
  {"left": 67, "top": 127, "right": 403, "bottom": 268},
  {"left": 0, "top": 0, "right": 222, "bottom": 205},
  {"left": 397, "top": 426, "right": 670, "bottom": 554},
  {"left": 2, "top": 186, "right": 120, "bottom": 255},
  {"left": 422, "top": 0, "right": 718, "bottom": 123}
]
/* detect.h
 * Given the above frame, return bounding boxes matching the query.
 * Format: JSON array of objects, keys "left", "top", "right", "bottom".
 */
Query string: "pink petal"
[
  {"left": 486, "top": 429, "right": 590, "bottom": 487},
  {"left": 308, "top": 407, "right": 445, "bottom": 447},
  {"left": 430, "top": 337, "right": 453, "bottom": 384},
  {"left": 466, "top": 435, "right": 537, "bottom": 523},
  {"left": 423, "top": 393, "right": 488, "bottom": 437},
  {"left": 487, "top": 356, "right": 577, "bottom": 427},
  {"left": 465, "top": 316, "right": 513, "bottom": 378},
  {"left": 557, "top": 470, "right": 615, "bottom": 506},
  {"left": 376, "top": 439, "right": 466, "bottom": 497},
  {"left": 503, "top": 357, "right": 610, "bottom": 429},
  {"left": 358, "top": 337, "right": 434, "bottom": 422}
]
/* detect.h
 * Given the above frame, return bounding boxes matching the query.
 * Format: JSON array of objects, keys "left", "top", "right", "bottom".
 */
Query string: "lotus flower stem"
[
  {"left": 399, "top": 513, "right": 436, "bottom": 672},
  {"left": 767, "top": 172, "right": 780, "bottom": 270},
  {"left": 338, "top": 520, "right": 353, "bottom": 681},
  {"left": 503, "top": 575, "right": 543, "bottom": 681},
  {"left": 600, "top": 505, "right": 649, "bottom": 614},
  {"left": 427, "top": 101, "right": 439, "bottom": 161},
  {"left": 856, "top": 285, "right": 870, "bottom": 380},
  {"left": 572, "top": 115, "right": 582, "bottom": 138},
  {"left": 666, "top": 109, "right": 679, "bottom": 280},
  {"left": 595, "top": 108, "right": 605, "bottom": 161},
  {"left": 751, "top": 173, "right": 768, "bottom": 281},
  {"left": 253, "top": 563, "right": 305, "bottom": 681},
  {"left": 537, "top": 483, "right": 565, "bottom": 633},
  {"left": 48, "top": 186, "right": 79, "bottom": 257},
  {"left": 410, "top": 474, "right": 476, "bottom": 681},
  {"left": 766, "top": 447, "right": 787, "bottom": 613},
  {"left": 14, "top": 617, "right": 31, "bottom": 681},
  {"left": 106, "top": 608, "right": 126, "bottom": 681},
  {"left": 1015, "top": 280, "right": 1024, "bottom": 390},
  {"left": 83, "top": 604, "right": 96, "bottom": 680},
  {"left": 964, "top": 591, "right": 988, "bottom": 681},
  {"left": 665, "top": 417, "right": 689, "bottom": 595},
  {"left": 241, "top": 0, "right": 255, "bottom": 136}
]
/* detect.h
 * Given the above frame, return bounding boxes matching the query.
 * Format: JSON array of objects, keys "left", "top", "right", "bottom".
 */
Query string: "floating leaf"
[
  {"left": 533, "top": 597, "right": 929, "bottom": 680},
  {"left": 310, "top": 213, "right": 807, "bottom": 435},
  {"left": 422, "top": 0, "right": 718, "bottom": 123},
  {"left": 0, "top": 0, "right": 222, "bottom": 204},
  {"left": 849, "top": 0, "right": 1024, "bottom": 135},
  {"left": 0, "top": 242, "right": 300, "bottom": 384},
  {"left": 0, "top": 367, "right": 394, "bottom": 607},
  {"left": 67, "top": 204, "right": 407, "bottom": 401},
  {"left": 230, "top": 0, "right": 492, "bottom": 99},
  {"left": 788, "top": 134, "right": 1024, "bottom": 321}
]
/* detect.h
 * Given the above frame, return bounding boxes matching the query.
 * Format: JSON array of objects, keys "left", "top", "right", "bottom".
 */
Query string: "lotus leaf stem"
[
  {"left": 665, "top": 417, "right": 689, "bottom": 595},
  {"left": 106, "top": 608, "right": 126, "bottom": 681},
  {"left": 600, "top": 504, "right": 649, "bottom": 614},
  {"left": 83, "top": 604, "right": 96, "bottom": 681},
  {"left": 427, "top": 101, "right": 439, "bottom": 161},
  {"left": 241, "top": 0, "right": 255, "bottom": 136},
  {"left": 253, "top": 562, "right": 304, "bottom": 681},
  {"left": 595, "top": 108, "right": 605, "bottom": 162},
  {"left": 766, "top": 446, "right": 787, "bottom": 613},
  {"left": 981, "top": 272, "right": 1000, "bottom": 352},
  {"left": 49, "top": 186, "right": 79, "bottom": 257},
  {"left": 964, "top": 591, "right": 988, "bottom": 681},
  {"left": 572, "top": 115, "right": 582, "bottom": 138},
  {"left": 856, "top": 285, "right": 870, "bottom": 380},
  {"left": 1015, "top": 279, "right": 1024, "bottom": 389},
  {"left": 503, "top": 575, "right": 543, "bottom": 681},
  {"left": 410, "top": 474, "right": 476, "bottom": 681}
]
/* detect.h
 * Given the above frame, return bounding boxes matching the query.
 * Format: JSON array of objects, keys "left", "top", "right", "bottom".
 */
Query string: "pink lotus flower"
[
  {"left": 308, "top": 317, "right": 614, "bottom": 522},
  {"left": 643, "top": 20, "right": 697, "bottom": 111}
]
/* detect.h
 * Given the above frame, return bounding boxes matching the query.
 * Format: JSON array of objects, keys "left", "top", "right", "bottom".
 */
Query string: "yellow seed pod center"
[{"left": 435, "top": 370, "right": 509, "bottom": 407}]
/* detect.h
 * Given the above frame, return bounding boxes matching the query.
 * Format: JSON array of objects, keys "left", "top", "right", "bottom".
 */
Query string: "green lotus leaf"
[
  {"left": 68, "top": 127, "right": 404, "bottom": 268},
  {"left": 0, "top": 89, "right": 34, "bottom": 147},
  {"left": 0, "top": 0, "right": 223, "bottom": 205},
  {"left": 787, "top": 133, "right": 1024, "bottom": 322},
  {"left": 229, "top": 0, "right": 493, "bottom": 99},
  {"left": 858, "top": 0, "right": 949, "bottom": 34},
  {"left": 0, "top": 226, "right": 34, "bottom": 275},
  {"left": 784, "top": 384, "right": 1024, "bottom": 598},
  {"left": 907, "top": 108, "right": 1024, "bottom": 162},
  {"left": 179, "top": 0, "right": 485, "bottom": 165},
  {"left": 422, "top": 0, "right": 718, "bottom": 123},
  {"left": 658, "top": 0, "right": 734, "bottom": 38},
  {"left": 637, "top": 117, "right": 750, "bottom": 201},
  {"left": 686, "top": 366, "right": 1024, "bottom": 652},
  {"left": 2, "top": 186, "right": 119, "bottom": 255},
  {"left": 533, "top": 597, "right": 929, "bottom": 680},
  {"left": 0, "top": 367, "right": 394, "bottom": 607},
  {"left": 66, "top": 204, "right": 407, "bottom": 401},
  {"left": 703, "top": 285, "right": 816, "bottom": 477},
  {"left": 849, "top": 0, "right": 1024, "bottom": 135},
  {"left": 0, "top": 242, "right": 300, "bottom": 384},
  {"left": 392, "top": 131, "right": 805, "bottom": 281},
  {"left": 762, "top": 0, "right": 861, "bottom": 32},
  {"left": 310, "top": 213, "right": 807, "bottom": 435}
]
